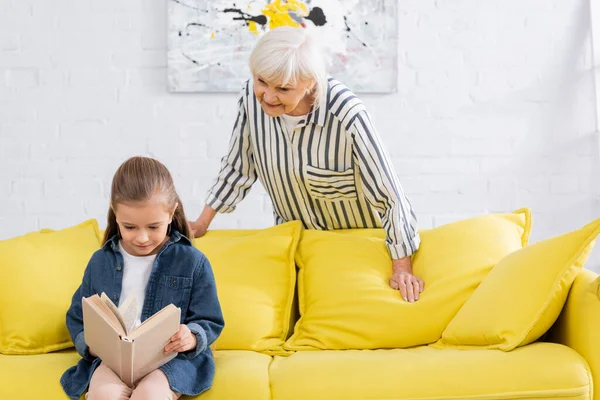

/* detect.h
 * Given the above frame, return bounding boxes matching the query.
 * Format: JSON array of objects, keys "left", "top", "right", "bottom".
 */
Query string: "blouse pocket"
[
  {"left": 156, "top": 274, "right": 192, "bottom": 318},
  {"left": 305, "top": 164, "right": 358, "bottom": 201}
]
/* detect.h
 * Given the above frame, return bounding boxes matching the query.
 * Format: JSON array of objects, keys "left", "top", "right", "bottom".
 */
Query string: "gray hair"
[{"left": 249, "top": 27, "right": 328, "bottom": 110}]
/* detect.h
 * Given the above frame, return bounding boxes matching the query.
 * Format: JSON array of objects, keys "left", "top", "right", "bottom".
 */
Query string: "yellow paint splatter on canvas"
[{"left": 250, "top": 0, "right": 309, "bottom": 33}]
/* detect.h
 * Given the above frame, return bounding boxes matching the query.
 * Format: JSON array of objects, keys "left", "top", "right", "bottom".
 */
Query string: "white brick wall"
[{"left": 1, "top": 0, "right": 599, "bottom": 269}]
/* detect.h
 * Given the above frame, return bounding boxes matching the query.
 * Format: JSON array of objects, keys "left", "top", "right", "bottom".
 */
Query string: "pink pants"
[{"left": 86, "top": 363, "right": 181, "bottom": 400}]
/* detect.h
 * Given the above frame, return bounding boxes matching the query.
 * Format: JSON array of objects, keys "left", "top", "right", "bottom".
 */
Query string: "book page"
[
  {"left": 82, "top": 295, "right": 125, "bottom": 375},
  {"left": 117, "top": 293, "right": 139, "bottom": 336},
  {"left": 132, "top": 303, "right": 178, "bottom": 337},
  {"left": 100, "top": 292, "right": 129, "bottom": 335},
  {"left": 85, "top": 295, "right": 126, "bottom": 337},
  {"left": 129, "top": 304, "right": 181, "bottom": 384}
]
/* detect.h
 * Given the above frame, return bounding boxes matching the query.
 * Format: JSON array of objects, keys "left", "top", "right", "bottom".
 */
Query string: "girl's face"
[
  {"left": 253, "top": 74, "right": 314, "bottom": 117},
  {"left": 113, "top": 198, "right": 176, "bottom": 257}
]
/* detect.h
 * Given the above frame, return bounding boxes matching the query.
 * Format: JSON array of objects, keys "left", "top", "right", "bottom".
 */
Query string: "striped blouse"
[{"left": 206, "top": 78, "right": 420, "bottom": 259}]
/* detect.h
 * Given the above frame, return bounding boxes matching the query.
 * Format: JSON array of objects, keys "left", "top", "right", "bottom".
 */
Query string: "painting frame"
[{"left": 167, "top": 0, "right": 398, "bottom": 93}]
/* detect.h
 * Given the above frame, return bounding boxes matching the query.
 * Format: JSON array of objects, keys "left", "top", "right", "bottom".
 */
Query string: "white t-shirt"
[
  {"left": 118, "top": 241, "right": 156, "bottom": 329},
  {"left": 281, "top": 113, "right": 306, "bottom": 134}
]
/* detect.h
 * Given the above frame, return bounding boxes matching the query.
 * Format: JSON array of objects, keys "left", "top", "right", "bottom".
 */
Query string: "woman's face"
[{"left": 253, "top": 74, "right": 313, "bottom": 117}]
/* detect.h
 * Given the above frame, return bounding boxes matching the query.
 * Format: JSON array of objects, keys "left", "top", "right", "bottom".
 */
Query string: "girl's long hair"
[{"left": 103, "top": 156, "right": 190, "bottom": 244}]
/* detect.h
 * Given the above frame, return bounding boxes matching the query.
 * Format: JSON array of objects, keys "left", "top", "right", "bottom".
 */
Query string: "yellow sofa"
[{"left": 1, "top": 210, "right": 599, "bottom": 400}]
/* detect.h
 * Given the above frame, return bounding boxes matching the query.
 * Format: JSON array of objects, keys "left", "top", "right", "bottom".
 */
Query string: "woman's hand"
[
  {"left": 164, "top": 324, "right": 197, "bottom": 353},
  {"left": 389, "top": 257, "right": 424, "bottom": 303},
  {"left": 189, "top": 205, "right": 217, "bottom": 238},
  {"left": 188, "top": 219, "right": 209, "bottom": 238}
]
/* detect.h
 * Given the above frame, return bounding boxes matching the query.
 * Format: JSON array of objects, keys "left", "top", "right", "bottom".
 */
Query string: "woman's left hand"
[
  {"left": 164, "top": 324, "right": 197, "bottom": 353},
  {"left": 389, "top": 257, "right": 424, "bottom": 303}
]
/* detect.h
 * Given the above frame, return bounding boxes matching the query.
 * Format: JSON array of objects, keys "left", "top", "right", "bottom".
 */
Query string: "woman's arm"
[
  {"left": 350, "top": 109, "right": 423, "bottom": 300},
  {"left": 190, "top": 205, "right": 217, "bottom": 238},
  {"left": 350, "top": 110, "right": 420, "bottom": 259},
  {"left": 195, "top": 86, "right": 257, "bottom": 237}
]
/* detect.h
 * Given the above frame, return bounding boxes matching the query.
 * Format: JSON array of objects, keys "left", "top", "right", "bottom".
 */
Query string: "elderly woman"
[{"left": 191, "top": 26, "right": 423, "bottom": 302}]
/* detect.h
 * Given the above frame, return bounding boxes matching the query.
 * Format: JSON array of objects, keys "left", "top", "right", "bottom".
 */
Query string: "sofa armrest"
[{"left": 549, "top": 268, "right": 600, "bottom": 399}]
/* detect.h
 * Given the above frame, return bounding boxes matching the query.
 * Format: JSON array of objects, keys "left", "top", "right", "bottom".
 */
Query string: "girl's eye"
[
  {"left": 279, "top": 88, "right": 289, "bottom": 92},
  {"left": 149, "top": 226, "right": 159, "bottom": 230},
  {"left": 123, "top": 226, "right": 135, "bottom": 230}
]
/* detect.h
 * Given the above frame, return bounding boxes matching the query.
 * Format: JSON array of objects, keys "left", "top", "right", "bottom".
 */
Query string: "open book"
[{"left": 82, "top": 293, "right": 181, "bottom": 387}]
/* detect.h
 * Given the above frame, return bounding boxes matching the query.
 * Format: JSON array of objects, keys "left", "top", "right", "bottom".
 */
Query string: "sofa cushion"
[
  {"left": 196, "top": 350, "right": 271, "bottom": 400},
  {"left": 194, "top": 222, "right": 301, "bottom": 354},
  {"left": 435, "top": 218, "right": 600, "bottom": 351},
  {"left": 270, "top": 343, "right": 591, "bottom": 400},
  {"left": 0, "top": 219, "right": 102, "bottom": 354},
  {"left": 285, "top": 209, "right": 531, "bottom": 350},
  {"left": 0, "top": 349, "right": 271, "bottom": 400},
  {"left": 0, "top": 350, "right": 84, "bottom": 399}
]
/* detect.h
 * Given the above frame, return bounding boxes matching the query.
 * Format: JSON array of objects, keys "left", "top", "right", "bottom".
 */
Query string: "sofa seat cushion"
[
  {"left": 270, "top": 343, "right": 591, "bottom": 400},
  {"left": 192, "top": 350, "right": 272, "bottom": 400},
  {"left": 0, "top": 350, "right": 272, "bottom": 400},
  {"left": 0, "top": 350, "right": 84, "bottom": 400}
]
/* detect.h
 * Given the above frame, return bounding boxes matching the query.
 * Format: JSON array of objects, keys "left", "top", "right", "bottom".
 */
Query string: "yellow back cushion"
[
  {"left": 435, "top": 218, "right": 600, "bottom": 350},
  {"left": 285, "top": 209, "right": 531, "bottom": 350},
  {"left": 194, "top": 222, "right": 301, "bottom": 355},
  {"left": 0, "top": 220, "right": 102, "bottom": 354}
]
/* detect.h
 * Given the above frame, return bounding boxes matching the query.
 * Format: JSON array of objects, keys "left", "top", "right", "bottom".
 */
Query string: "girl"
[{"left": 61, "top": 156, "right": 224, "bottom": 400}]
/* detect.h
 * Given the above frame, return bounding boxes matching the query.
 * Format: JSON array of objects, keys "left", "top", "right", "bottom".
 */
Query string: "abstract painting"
[{"left": 167, "top": 0, "right": 397, "bottom": 93}]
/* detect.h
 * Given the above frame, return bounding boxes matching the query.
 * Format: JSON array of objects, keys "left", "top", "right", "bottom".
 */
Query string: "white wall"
[{"left": 1, "top": 0, "right": 599, "bottom": 268}]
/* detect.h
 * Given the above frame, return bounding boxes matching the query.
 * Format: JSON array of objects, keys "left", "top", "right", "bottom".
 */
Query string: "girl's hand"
[{"left": 164, "top": 324, "right": 197, "bottom": 353}]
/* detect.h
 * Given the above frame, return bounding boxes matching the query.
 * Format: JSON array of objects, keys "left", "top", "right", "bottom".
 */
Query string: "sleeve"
[
  {"left": 350, "top": 109, "right": 421, "bottom": 259},
  {"left": 180, "top": 255, "right": 225, "bottom": 360},
  {"left": 205, "top": 85, "right": 258, "bottom": 213},
  {"left": 65, "top": 253, "right": 98, "bottom": 362}
]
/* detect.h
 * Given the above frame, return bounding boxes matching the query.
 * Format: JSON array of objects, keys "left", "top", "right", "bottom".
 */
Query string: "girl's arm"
[
  {"left": 65, "top": 254, "right": 99, "bottom": 361},
  {"left": 178, "top": 254, "right": 225, "bottom": 360}
]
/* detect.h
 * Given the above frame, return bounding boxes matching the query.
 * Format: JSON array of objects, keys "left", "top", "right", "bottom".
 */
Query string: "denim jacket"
[{"left": 60, "top": 231, "right": 225, "bottom": 399}]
